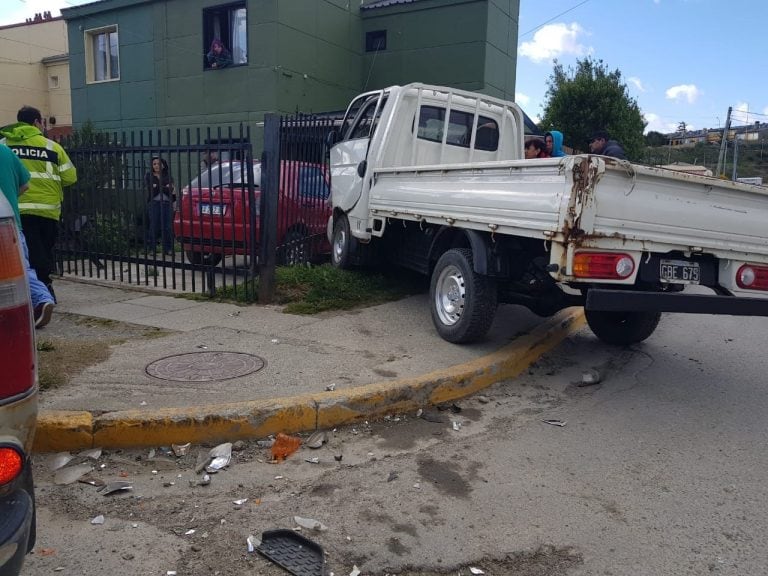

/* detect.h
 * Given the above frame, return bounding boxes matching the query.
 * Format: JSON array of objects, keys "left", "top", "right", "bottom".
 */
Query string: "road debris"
[
  {"left": 470, "top": 568, "right": 485, "bottom": 575},
  {"left": 271, "top": 433, "right": 301, "bottom": 462},
  {"left": 54, "top": 463, "right": 93, "bottom": 485},
  {"left": 233, "top": 498, "right": 248, "bottom": 506},
  {"left": 256, "top": 529, "right": 325, "bottom": 576},
  {"left": 90, "top": 515, "right": 105, "bottom": 525},
  {"left": 78, "top": 474, "right": 105, "bottom": 487},
  {"left": 293, "top": 516, "right": 328, "bottom": 531},
  {"left": 305, "top": 458, "right": 319, "bottom": 464},
  {"left": 325, "top": 383, "right": 336, "bottom": 391},
  {"left": 452, "top": 421, "right": 462, "bottom": 431},
  {"left": 205, "top": 442, "right": 233, "bottom": 473},
  {"left": 185, "top": 529, "right": 196, "bottom": 535},
  {"left": 98, "top": 481, "right": 133, "bottom": 495},
  {"left": 50, "top": 452, "right": 74, "bottom": 471},
  {"left": 246, "top": 535, "right": 260, "bottom": 553},
  {"left": 476, "top": 395, "right": 491, "bottom": 404},
  {"left": 578, "top": 368, "right": 602, "bottom": 387},
  {"left": 79, "top": 448, "right": 102, "bottom": 460},
  {"left": 350, "top": 566, "right": 361, "bottom": 576},
  {"left": 171, "top": 443, "right": 190, "bottom": 457},
  {"left": 305, "top": 431, "right": 327, "bottom": 449},
  {"left": 257, "top": 437, "right": 275, "bottom": 448},
  {"left": 542, "top": 419, "right": 567, "bottom": 427}
]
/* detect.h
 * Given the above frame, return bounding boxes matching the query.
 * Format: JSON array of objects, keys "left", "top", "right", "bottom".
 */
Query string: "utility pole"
[
  {"left": 716, "top": 106, "right": 732, "bottom": 177},
  {"left": 731, "top": 133, "right": 739, "bottom": 181}
]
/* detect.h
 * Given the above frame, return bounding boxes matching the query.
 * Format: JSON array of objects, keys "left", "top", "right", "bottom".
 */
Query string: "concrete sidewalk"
[{"left": 35, "top": 278, "right": 585, "bottom": 452}]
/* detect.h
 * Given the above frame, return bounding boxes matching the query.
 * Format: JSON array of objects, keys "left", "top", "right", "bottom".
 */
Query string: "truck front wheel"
[
  {"left": 585, "top": 309, "right": 662, "bottom": 345},
  {"left": 430, "top": 248, "right": 497, "bottom": 343},
  {"left": 331, "top": 215, "right": 355, "bottom": 269}
]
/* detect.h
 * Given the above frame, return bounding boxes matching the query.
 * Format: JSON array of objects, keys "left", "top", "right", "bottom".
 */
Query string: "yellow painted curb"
[{"left": 33, "top": 308, "right": 585, "bottom": 452}]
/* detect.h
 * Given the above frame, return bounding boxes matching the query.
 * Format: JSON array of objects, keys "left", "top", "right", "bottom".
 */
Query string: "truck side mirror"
[{"left": 326, "top": 129, "right": 339, "bottom": 148}]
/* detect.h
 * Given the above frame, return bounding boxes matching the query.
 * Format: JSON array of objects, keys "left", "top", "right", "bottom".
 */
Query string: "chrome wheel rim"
[{"left": 434, "top": 264, "right": 465, "bottom": 326}]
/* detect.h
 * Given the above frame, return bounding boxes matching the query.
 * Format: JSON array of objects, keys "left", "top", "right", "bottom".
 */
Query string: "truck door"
[{"left": 330, "top": 91, "right": 386, "bottom": 211}]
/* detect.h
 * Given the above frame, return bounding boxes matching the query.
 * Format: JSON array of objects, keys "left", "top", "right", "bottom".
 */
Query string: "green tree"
[
  {"left": 645, "top": 131, "right": 667, "bottom": 147},
  {"left": 540, "top": 57, "right": 646, "bottom": 160}
]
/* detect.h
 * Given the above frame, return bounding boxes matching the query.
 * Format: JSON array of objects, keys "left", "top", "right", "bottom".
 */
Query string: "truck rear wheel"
[
  {"left": 331, "top": 215, "right": 355, "bottom": 269},
  {"left": 585, "top": 309, "right": 662, "bottom": 345},
  {"left": 430, "top": 248, "right": 497, "bottom": 343}
]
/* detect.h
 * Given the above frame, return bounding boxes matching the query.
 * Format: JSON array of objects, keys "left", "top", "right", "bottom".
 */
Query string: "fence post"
[{"left": 259, "top": 114, "right": 280, "bottom": 303}]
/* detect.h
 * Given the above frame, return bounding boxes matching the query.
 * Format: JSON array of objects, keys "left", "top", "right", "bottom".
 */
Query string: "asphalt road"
[{"left": 25, "top": 311, "right": 768, "bottom": 576}]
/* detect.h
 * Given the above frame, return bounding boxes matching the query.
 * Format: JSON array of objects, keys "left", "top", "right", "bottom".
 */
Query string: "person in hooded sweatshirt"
[
  {"left": 589, "top": 130, "right": 627, "bottom": 160},
  {"left": 544, "top": 130, "right": 566, "bottom": 157}
]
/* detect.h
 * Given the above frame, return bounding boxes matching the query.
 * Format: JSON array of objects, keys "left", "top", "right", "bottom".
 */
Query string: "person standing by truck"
[
  {"left": 0, "top": 105, "right": 77, "bottom": 301},
  {"left": 544, "top": 130, "right": 566, "bottom": 157}
]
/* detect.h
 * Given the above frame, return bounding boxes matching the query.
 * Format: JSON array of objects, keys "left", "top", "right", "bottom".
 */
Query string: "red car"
[{"left": 174, "top": 160, "right": 331, "bottom": 266}]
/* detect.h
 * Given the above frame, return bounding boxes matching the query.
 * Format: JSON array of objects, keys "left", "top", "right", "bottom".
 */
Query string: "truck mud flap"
[{"left": 586, "top": 289, "right": 768, "bottom": 316}]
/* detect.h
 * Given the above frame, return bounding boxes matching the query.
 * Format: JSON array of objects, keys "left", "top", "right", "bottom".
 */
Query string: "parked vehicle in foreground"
[
  {"left": 327, "top": 83, "right": 768, "bottom": 344},
  {"left": 174, "top": 160, "right": 331, "bottom": 266},
  {"left": 0, "top": 193, "right": 38, "bottom": 576}
]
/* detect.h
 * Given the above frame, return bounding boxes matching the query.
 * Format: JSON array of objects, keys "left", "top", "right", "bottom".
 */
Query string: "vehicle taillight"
[
  {"left": 736, "top": 264, "right": 768, "bottom": 291},
  {"left": 0, "top": 219, "right": 36, "bottom": 399},
  {"left": 0, "top": 446, "right": 23, "bottom": 486},
  {"left": 573, "top": 252, "right": 635, "bottom": 280}
]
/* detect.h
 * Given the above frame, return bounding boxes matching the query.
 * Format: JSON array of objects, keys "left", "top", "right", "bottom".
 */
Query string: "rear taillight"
[
  {"left": 573, "top": 252, "right": 635, "bottom": 280},
  {"left": 0, "top": 219, "right": 36, "bottom": 399},
  {"left": 0, "top": 446, "right": 23, "bottom": 486},
  {"left": 736, "top": 264, "right": 768, "bottom": 291}
]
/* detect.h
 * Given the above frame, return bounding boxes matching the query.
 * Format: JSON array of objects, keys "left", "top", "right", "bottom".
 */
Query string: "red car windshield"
[{"left": 190, "top": 162, "right": 262, "bottom": 189}]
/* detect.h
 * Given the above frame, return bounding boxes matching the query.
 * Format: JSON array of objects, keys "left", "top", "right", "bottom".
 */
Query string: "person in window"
[
  {"left": 544, "top": 130, "right": 566, "bottom": 157},
  {"left": 207, "top": 38, "right": 233, "bottom": 69},
  {"left": 524, "top": 137, "right": 549, "bottom": 159},
  {"left": 145, "top": 157, "right": 175, "bottom": 255}
]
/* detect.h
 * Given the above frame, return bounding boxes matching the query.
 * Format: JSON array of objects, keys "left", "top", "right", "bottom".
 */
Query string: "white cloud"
[
  {"left": 731, "top": 102, "right": 753, "bottom": 124},
  {"left": 665, "top": 84, "right": 700, "bottom": 104},
  {"left": 628, "top": 77, "right": 646, "bottom": 92},
  {"left": 643, "top": 112, "right": 679, "bottom": 134},
  {"left": 515, "top": 92, "right": 531, "bottom": 106},
  {"left": 519, "top": 23, "right": 590, "bottom": 64}
]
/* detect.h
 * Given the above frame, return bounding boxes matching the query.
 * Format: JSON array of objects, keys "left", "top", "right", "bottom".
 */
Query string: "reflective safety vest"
[{"left": 0, "top": 122, "right": 77, "bottom": 221}]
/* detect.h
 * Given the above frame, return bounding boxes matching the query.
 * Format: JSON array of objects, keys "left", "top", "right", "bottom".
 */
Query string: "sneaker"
[{"left": 34, "top": 302, "right": 54, "bottom": 329}]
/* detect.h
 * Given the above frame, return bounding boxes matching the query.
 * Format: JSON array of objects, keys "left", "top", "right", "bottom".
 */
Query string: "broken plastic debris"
[
  {"left": 139, "top": 401, "right": 147, "bottom": 406},
  {"left": 246, "top": 535, "right": 260, "bottom": 552},
  {"left": 452, "top": 421, "right": 462, "bottom": 431},
  {"left": 542, "top": 419, "right": 567, "bottom": 427},
  {"left": 294, "top": 516, "right": 328, "bottom": 531},
  {"left": 147, "top": 448, "right": 156, "bottom": 459},
  {"left": 90, "top": 515, "right": 105, "bottom": 525},
  {"left": 350, "top": 566, "right": 361, "bottom": 576},
  {"left": 271, "top": 338, "right": 279, "bottom": 344},
  {"left": 305, "top": 431, "right": 327, "bottom": 449},
  {"left": 325, "top": 383, "right": 336, "bottom": 391},
  {"left": 50, "top": 452, "right": 74, "bottom": 471},
  {"left": 305, "top": 457, "right": 319, "bottom": 464},
  {"left": 78, "top": 474, "right": 105, "bottom": 487},
  {"left": 271, "top": 433, "right": 301, "bottom": 462},
  {"left": 470, "top": 568, "right": 485, "bottom": 575},
  {"left": 205, "top": 442, "right": 233, "bottom": 473},
  {"left": 233, "top": 498, "right": 248, "bottom": 506},
  {"left": 256, "top": 438, "right": 275, "bottom": 448},
  {"left": 198, "top": 474, "right": 211, "bottom": 486},
  {"left": 79, "top": 448, "right": 102, "bottom": 460},
  {"left": 54, "top": 463, "right": 93, "bottom": 485},
  {"left": 185, "top": 529, "right": 196, "bottom": 535},
  {"left": 167, "top": 572, "right": 177, "bottom": 576},
  {"left": 98, "top": 481, "right": 133, "bottom": 495},
  {"left": 172, "top": 443, "right": 191, "bottom": 457}
]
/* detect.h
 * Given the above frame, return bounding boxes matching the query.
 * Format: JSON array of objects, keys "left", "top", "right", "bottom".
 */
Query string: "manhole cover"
[{"left": 145, "top": 352, "right": 265, "bottom": 382}]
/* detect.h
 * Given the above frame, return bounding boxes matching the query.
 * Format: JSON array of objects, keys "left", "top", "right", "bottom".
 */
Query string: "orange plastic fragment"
[{"left": 271, "top": 433, "right": 301, "bottom": 462}]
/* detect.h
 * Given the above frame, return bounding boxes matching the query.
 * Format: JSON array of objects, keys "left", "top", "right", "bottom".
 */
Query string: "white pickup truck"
[{"left": 326, "top": 83, "right": 768, "bottom": 344}]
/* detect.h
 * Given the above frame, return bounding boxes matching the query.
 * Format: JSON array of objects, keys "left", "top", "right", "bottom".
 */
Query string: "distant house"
[
  {"left": 667, "top": 122, "right": 766, "bottom": 147},
  {"left": 60, "top": 0, "right": 521, "bottom": 146},
  {"left": 0, "top": 12, "right": 73, "bottom": 137}
]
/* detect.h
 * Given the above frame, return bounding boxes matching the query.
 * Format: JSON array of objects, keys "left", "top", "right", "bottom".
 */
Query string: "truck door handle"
[{"left": 357, "top": 160, "right": 367, "bottom": 177}]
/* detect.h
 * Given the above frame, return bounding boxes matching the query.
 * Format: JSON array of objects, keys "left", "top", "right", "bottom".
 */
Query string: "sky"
[{"left": 2, "top": 0, "right": 766, "bottom": 135}]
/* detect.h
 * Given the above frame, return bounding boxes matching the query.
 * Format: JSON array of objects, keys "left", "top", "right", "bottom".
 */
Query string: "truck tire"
[
  {"left": 185, "top": 250, "right": 222, "bottom": 267},
  {"left": 585, "top": 309, "right": 662, "bottom": 346},
  {"left": 281, "top": 227, "right": 307, "bottom": 266},
  {"left": 331, "top": 215, "right": 355, "bottom": 269},
  {"left": 430, "top": 248, "right": 497, "bottom": 343}
]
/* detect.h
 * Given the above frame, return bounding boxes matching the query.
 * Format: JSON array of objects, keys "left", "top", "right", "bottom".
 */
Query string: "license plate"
[
  {"left": 200, "top": 203, "right": 226, "bottom": 216},
  {"left": 659, "top": 259, "right": 700, "bottom": 284}
]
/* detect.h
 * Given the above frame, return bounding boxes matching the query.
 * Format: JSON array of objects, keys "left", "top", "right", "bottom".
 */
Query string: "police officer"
[{"left": 1, "top": 106, "right": 77, "bottom": 298}]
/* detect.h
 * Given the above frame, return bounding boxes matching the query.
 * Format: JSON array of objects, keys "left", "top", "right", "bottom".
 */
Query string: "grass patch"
[
  {"left": 214, "top": 264, "right": 426, "bottom": 314},
  {"left": 37, "top": 338, "right": 112, "bottom": 391}
]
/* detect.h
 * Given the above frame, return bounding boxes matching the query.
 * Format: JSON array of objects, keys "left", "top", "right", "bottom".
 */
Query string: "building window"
[
  {"left": 49, "top": 75, "right": 59, "bottom": 89},
  {"left": 366, "top": 30, "right": 386, "bottom": 52},
  {"left": 203, "top": 3, "right": 247, "bottom": 69},
  {"left": 85, "top": 25, "right": 119, "bottom": 83}
]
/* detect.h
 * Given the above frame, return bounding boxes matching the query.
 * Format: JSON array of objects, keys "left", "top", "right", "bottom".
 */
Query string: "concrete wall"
[{"left": 0, "top": 18, "right": 71, "bottom": 128}]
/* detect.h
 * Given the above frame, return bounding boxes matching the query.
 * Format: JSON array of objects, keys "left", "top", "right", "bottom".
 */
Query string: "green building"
[{"left": 62, "top": 0, "right": 520, "bottom": 140}]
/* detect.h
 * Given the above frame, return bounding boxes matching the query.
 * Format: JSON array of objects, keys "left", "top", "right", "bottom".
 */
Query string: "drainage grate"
[{"left": 145, "top": 351, "right": 265, "bottom": 382}]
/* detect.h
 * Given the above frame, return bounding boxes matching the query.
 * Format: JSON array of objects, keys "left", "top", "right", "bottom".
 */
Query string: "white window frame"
[{"left": 85, "top": 25, "right": 120, "bottom": 84}]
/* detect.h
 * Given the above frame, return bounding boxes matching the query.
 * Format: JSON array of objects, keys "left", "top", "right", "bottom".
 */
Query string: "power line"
[{"left": 519, "top": 0, "right": 592, "bottom": 38}]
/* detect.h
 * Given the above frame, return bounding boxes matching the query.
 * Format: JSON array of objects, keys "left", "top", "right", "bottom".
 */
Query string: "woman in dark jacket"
[{"left": 145, "top": 157, "right": 175, "bottom": 254}]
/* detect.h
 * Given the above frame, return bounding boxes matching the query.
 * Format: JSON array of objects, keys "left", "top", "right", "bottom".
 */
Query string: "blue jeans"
[
  {"left": 20, "top": 231, "right": 55, "bottom": 308},
  {"left": 147, "top": 200, "right": 174, "bottom": 252}
]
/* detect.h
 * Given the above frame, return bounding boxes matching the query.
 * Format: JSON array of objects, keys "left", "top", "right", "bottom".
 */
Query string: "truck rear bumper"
[{"left": 586, "top": 289, "right": 768, "bottom": 316}]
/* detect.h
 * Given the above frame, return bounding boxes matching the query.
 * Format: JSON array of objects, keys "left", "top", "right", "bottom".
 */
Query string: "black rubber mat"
[{"left": 256, "top": 529, "right": 326, "bottom": 576}]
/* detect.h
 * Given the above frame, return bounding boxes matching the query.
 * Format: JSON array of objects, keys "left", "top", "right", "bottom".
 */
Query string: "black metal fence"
[{"left": 55, "top": 116, "right": 334, "bottom": 299}]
